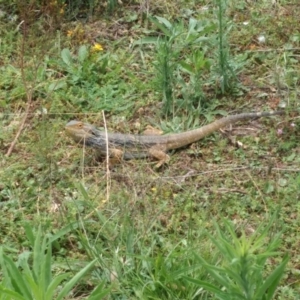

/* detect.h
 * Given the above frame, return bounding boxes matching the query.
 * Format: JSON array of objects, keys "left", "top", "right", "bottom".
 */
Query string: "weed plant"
[
  {"left": 137, "top": 5, "right": 244, "bottom": 121},
  {"left": 138, "top": 16, "right": 217, "bottom": 117},
  {"left": 184, "top": 215, "right": 288, "bottom": 300},
  {"left": 0, "top": 225, "right": 109, "bottom": 300},
  {"left": 214, "top": 0, "right": 237, "bottom": 93}
]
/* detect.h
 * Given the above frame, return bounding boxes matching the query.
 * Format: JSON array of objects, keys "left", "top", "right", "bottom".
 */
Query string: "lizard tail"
[{"left": 165, "top": 111, "right": 284, "bottom": 150}]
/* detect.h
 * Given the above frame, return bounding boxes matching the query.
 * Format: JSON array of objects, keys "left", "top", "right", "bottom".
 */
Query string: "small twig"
[
  {"left": 6, "top": 17, "right": 32, "bottom": 156},
  {"left": 83, "top": 112, "right": 111, "bottom": 220},
  {"left": 245, "top": 170, "right": 268, "bottom": 212},
  {"left": 84, "top": 110, "right": 111, "bottom": 220},
  {"left": 80, "top": 133, "right": 86, "bottom": 179},
  {"left": 102, "top": 110, "right": 111, "bottom": 204},
  {"left": 159, "top": 165, "right": 300, "bottom": 181},
  {"left": 246, "top": 47, "right": 300, "bottom": 53}
]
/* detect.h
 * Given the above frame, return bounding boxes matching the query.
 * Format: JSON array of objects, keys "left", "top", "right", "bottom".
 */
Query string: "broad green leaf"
[
  {"left": 207, "top": 229, "right": 237, "bottom": 261},
  {"left": 0, "top": 99, "right": 7, "bottom": 108},
  {"left": 41, "top": 242, "right": 52, "bottom": 294},
  {"left": 171, "top": 263, "right": 204, "bottom": 279},
  {"left": 19, "top": 255, "right": 33, "bottom": 280},
  {"left": 49, "top": 221, "right": 80, "bottom": 244},
  {"left": 222, "top": 266, "right": 249, "bottom": 289},
  {"left": 149, "top": 16, "right": 172, "bottom": 37},
  {"left": 45, "top": 274, "right": 70, "bottom": 300},
  {"left": 193, "top": 254, "right": 230, "bottom": 288},
  {"left": 0, "top": 286, "right": 26, "bottom": 300},
  {"left": 24, "top": 224, "right": 35, "bottom": 247},
  {"left": 193, "top": 36, "right": 210, "bottom": 44},
  {"left": 3, "top": 254, "right": 32, "bottom": 299},
  {"left": 56, "top": 259, "right": 97, "bottom": 300},
  {"left": 183, "top": 276, "right": 228, "bottom": 299},
  {"left": 23, "top": 274, "right": 42, "bottom": 299},
  {"left": 88, "top": 282, "right": 111, "bottom": 300},
  {"left": 187, "top": 18, "right": 198, "bottom": 36},
  {"left": 76, "top": 182, "right": 91, "bottom": 202},
  {"left": 33, "top": 226, "right": 43, "bottom": 281},
  {"left": 42, "top": 244, "right": 52, "bottom": 290},
  {"left": 61, "top": 48, "right": 72, "bottom": 66},
  {"left": 255, "top": 254, "right": 289, "bottom": 300},
  {"left": 134, "top": 37, "right": 159, "bottom": 46},
  {"left": 7, "top": 64, "right": 21, "bottom": 75},
  {"left": 48, "top": 80, "right": 66, "bottom": 92},
  {"left": 211, "top": 110, "right": 229, "bottom": 116},
  {"left": 78, "top": 45, "right": 88, "bottom": 63},
  {"left": 36, "top": 64, "right": 46, "bottom": 82},
  {"left": 155, "top": 16, "right": 173, "bottom": 30},
  {"left": 0, "top": 248, "right": 10, "bottom": 283},
  {"left": 179, "top": 61, "right": 194, "bottom": 74}
]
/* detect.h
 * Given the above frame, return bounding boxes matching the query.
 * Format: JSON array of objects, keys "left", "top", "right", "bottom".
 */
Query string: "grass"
[{"left": 0, "top": 0, "right": 300, "bottom": 298}]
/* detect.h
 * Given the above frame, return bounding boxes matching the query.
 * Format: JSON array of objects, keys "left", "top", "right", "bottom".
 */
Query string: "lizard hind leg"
[{"left": 148, "top": 145, "right": 170, "bottom": 168}]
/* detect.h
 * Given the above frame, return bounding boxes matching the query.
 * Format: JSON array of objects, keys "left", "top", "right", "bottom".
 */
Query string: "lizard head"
[{"left": 65, "top": 120, "right": 99, "bottom": 144}]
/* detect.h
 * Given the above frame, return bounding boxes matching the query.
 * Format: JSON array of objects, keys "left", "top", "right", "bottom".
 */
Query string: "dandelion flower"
[{"left": 91, "top": 43, "right": 104, "bottom": 52}]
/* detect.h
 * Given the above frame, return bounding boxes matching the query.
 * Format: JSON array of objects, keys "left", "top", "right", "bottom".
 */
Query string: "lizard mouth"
[{"left": 65, "top": 121, "right": 96, "bottom": 144}]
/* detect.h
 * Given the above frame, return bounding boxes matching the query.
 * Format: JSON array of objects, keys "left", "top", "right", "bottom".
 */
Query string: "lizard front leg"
[
  {"left": 148, "top": 145, "right": 170, "bottom": 168},
  {"left": 105, "top": 148, "right": 124, "bottom": 166}
]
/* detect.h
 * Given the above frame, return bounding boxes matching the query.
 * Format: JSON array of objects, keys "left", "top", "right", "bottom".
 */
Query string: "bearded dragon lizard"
[{"left": 65, "top": 111, "right": 283, "bottom": 167}]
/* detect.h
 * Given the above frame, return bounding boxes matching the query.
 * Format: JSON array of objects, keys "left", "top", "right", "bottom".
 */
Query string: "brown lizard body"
[{"left": 65, "top": 111, "right": 283, "bottom": 167}]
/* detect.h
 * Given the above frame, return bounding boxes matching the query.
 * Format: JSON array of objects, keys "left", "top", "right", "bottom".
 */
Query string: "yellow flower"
[
  {"left": 67, "top": 30, "right": 73, "bottom": 37},
  {"left": 91, "top": 43, "right": 103, "bottom": 52}
]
